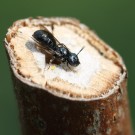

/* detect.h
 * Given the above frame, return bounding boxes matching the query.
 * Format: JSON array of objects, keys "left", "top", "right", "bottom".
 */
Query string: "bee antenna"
[{"left": 77, "top": 46, "right": 85, "bottom": 55}]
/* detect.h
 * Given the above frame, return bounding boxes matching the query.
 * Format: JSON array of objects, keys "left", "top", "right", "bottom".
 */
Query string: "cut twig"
[{"left": 5, "top": 17, "right": 132, "bottom": 135}]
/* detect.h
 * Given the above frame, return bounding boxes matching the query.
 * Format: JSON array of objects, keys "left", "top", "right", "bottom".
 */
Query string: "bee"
[{"left": 32, "top": 26, "right": 84, "bottom": 68}]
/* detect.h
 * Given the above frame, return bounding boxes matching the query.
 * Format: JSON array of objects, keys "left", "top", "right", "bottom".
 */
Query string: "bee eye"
[{"left": 73, "top": 56, "right": 77, "bottom": 61}]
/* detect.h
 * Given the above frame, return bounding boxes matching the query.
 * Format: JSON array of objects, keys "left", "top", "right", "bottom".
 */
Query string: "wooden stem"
[{"left": 5, "top": 17, "right": 132, "bottom": 135}]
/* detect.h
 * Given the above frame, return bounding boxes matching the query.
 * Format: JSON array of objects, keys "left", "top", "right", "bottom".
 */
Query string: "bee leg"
[
  {"left": 67, "top": 62, "right": 72, "bottom": 71},
  {"left": 43, "top": 56, "right": 56, "bottom": 72},
  {"left": 47, "top": 56, "right": 56, "bottom": 70}
]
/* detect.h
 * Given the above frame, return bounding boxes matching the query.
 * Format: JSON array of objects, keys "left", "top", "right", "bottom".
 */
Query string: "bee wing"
[
  {"left": 32, "top": 36, "right": 56, "bottom": 55},
  {"left": 36, "top": 43, "right": 56, "bottom": 55}
]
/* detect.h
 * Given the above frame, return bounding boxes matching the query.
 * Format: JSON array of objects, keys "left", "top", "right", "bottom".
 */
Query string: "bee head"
[
  {"left": 67, "top": 53, "right": 80, "bottom": 67},
  {"left": 67, "top": 46, "right": 84, "bottom": 67}
]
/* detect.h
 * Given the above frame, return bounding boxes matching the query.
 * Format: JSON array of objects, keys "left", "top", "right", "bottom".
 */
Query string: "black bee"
[{"left": 32, "top": 26, "right": 84, "bottom": 67}]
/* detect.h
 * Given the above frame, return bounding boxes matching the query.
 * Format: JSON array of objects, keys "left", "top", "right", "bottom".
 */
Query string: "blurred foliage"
[{"left": 0, "top": 0, "right": 135, "bottom": 134}]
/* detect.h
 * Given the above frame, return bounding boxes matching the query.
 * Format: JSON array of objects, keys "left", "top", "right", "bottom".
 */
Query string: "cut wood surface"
[{"left": 5, "top": 17, "right": 132, "bottom": 135}]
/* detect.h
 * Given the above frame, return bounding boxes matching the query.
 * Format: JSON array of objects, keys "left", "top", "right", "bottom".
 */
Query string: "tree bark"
[{"left": 5, "top": 17, "right": 132, "bottom": 135}]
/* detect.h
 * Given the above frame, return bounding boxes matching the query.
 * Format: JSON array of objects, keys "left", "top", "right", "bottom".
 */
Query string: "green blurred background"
[{"left": 0, "top": 0, "right": 135, "bottom": 134}]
